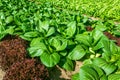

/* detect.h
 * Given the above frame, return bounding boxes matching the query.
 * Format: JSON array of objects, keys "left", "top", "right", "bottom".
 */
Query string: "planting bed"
[{"left": 1, "top": 0, "right": 120, "bottom": 80}]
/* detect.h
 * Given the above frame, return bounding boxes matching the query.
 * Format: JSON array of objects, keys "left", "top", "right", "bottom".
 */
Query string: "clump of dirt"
[
  {"left": 49, "top": 61, "right": 82, "bottom": 80},
  {"left": 86, "top": 26, "right": 94, "bottom": 31},
  {"left": 0, "top": 69, "right": 5, "bottom": 80},
  {"left": 0, "top": 35, "right": 27, "bottom": 70},
  {"left": 104, "top": 32, "right": 120, "bottom": 46},
  {"left": 3, "top": 59, "right": 49, "bottom": 80}
]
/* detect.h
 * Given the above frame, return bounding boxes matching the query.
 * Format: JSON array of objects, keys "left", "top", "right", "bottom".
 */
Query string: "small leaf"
[
  {"left": 28, "top": 47, "right": 44, "bottom": 57},
  {"left": 20, "top": 35, "right": 32, "bottom": 41},
  {"left": 59, "top": 51, "right": 67, "bottom": 56},
  {"left": 4, "top": 26, "right": 15, "bottom": 34},
  {"left": 6, "top": 16, "right": 13, "bottom": 24},
  {"left": 46, "top": 27, "right": 55, "bottom": 37},
  {"left": 30, "top": 38, "right": 43, "bottom": 47},
  {"left": 68, "top": 45, "right": 86, "bottom": 60},
  {"left": 24, "top": 31, "right": 39, "bottom": 38},
  {"left": 40, "top": 20, "right": 49, "bottom": 31},
  {"left": 40, "top": 52, "right": 60, "bottom": 67}
]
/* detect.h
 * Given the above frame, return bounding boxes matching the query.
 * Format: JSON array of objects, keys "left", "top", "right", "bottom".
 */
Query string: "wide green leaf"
[
  {"left": 66, "top": 21, "right": 76, "bottom": 38},
  {"left": 91, "top": 29, "right": 103, "bottom": 45},
  {"left": 79, "top": 65, "right": 99, "bottom": 80},
  {"left": 40, "top": 52, "right": 60, "bottom": 67},
  {"left": 46, "top": 27, "right": 55, "bottom": 37},
  {"left": 108, "top": 74, "right": 120, "bottom": 80},
  {"left": 68, "top": 45, "right": 86, "bottom": 60},
  {"left": 75, "top": 34, "right": 92, "bottom": 46},
  {"left": 92, "top": 58, "right": 117, "bottom": 75}
]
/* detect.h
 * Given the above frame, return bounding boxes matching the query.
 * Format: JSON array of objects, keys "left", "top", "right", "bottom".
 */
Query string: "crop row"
[
  {"left": 52, "top": 0, "right": 120, "bottom": 21},
  {"left": 0, "top": 0, "right": 120, "bottom": 79}
]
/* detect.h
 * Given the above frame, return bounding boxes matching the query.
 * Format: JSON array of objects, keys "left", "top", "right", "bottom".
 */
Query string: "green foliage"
[{"left": 1, "top": 0, "right": 120, "bottom": 79}]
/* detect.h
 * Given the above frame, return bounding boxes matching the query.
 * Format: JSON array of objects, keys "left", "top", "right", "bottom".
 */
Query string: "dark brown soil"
[
  {"left": 86, "top": 26, "right": 94, "bottom": 31},
  {"left": 3, "top": 59, "right": 49, "bottom": 80},
  {"left": 0, "top": 35, "right": 27, "bottom": 70},
  {"left": 104, "top": 32, "right": 120, "bottom": 46}
]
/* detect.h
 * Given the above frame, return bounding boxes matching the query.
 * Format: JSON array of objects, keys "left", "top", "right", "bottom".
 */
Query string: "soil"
[
  {"left": 0, "top": 69, "right": 5, "bottom": 80},
  {"left": 49, "top": 61, "right": 83, "bottom": 80},
  {"left": 104, "top": 32, "right": 120, "bottom": 46}
]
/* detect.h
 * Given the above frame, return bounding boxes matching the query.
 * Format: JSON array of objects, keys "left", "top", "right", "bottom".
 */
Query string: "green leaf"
[
  {"left": 24, "top": 31, "right": 39, "bottom": 38},
  {"left": 102, "top": 63, "right": 117, "bottom": 75},
  {"left": 56, "top": 40, "right": 67, "bottom": 51},
  {"left": 30, "top": 38, "right": 42, "bottom": 46},
  {"left": 6, "top": 16, "right": 13, "bottom": 24},
  {"left": 62, "top": 58, "right": 74, "bottom": 71},
  {"left": 20, "top": 35, "right": 32, "bottom": 41},
  {"left": 91, "top": 65, "right": 104, "bottom": 78},
  {"left": 108, "top": 74, "right": 120, "bottom": 80},
  {"left": 46, "top": 27, "right": 55, "bottom": 37},
  {"left": 100, "top": 75, "right": 108, "bottom": 80},
  {"left": 79, "top": 64, "right": 106, "bottom": 80},
  {"left": 4, "top": 26, "right": 15, "bottom": 34},
  {"left": 91, "top": 30, "right": 103, "bottom": 45},
  {"left": 59, "top": 51, "right": 67, "bottom": 56},
  {"left": 28, "top": 46, "right": 44, "bottom": 57},
  {"left": 40, "top": 20, "right": 49, "bottom": 31},
  {"left": 95, "top": 21, "right": 107, "bottom": 31},
  {"left": 83, "top": 59, "right": 93, "bottom": 65},
  {"left": 40, "top": 52, "right": 60, "bottom": 67},
  {"left": 93, "top": 36, "right": 107, "bottom": 50},
  {"left": 66, "top": 21, "right": 76, "bottom": 38},
  {"left": 49, "top": 37, "right": 67, "bottom": 51},
  {"left": 28, "top": 38, "right": 47, "bottom": 57},
  {"left": 102, "top": 40, "right": 111, "bottom": 61},
  {"left": 75, "top": 34, "right": 92, "bottom": 46},
  {"left": 68, "top": 45, "right": 86, "bottom": 60},
  {"left": 92, "top": 58, "right": 117, "bottom": 75},
  {"left": 110, "top": 41, "right": 118, "bottom": 55},
  {"left": 113, "top": 31, "right": 120, "bottom": 36},
  {"left": 79, "top": 65, "right": 99, "bottom": 80},
  {"left": 72, "top": 73, "right": 80, "bottom": 80}
]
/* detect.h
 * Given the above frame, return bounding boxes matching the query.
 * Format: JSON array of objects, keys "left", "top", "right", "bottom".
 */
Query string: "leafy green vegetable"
[
  {"left": 92, "top": 58, "right": 117, "bottom": 75},
  {"left": 79, "top": 64, "right": 107, "bottom": 80},
  {"left": 108, "top": 74, "right": 120, "bottom": 80},
  {"left": 40, "top": 52, "right": 60, "bottom": 67},
  {"left": 68, "top": 45, "right": 86, "bottom": 60},
  {"left": 66, "top": 21, "right": 76, "bottom": 38}
]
